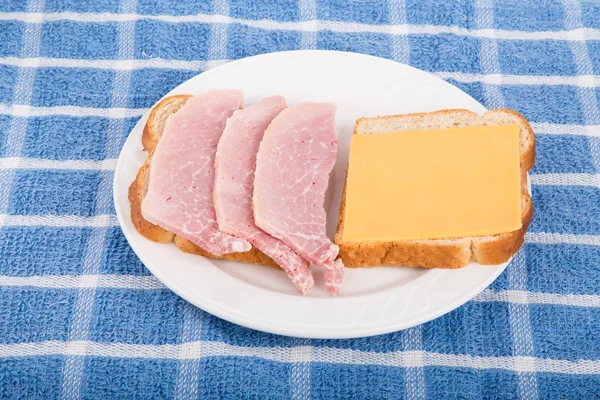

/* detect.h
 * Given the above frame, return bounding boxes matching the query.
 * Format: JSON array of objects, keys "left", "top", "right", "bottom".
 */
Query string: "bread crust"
[
  {"left": 336, "top": 108, "right": 535, "bottom": 269},
  {"left": 128, "top": 94, "right": 278, "bottom": 268}
]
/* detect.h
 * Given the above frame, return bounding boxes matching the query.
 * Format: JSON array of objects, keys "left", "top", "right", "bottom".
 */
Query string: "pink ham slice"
[
  {"left": 253, "top": 102, "right": 345, "bottom": 296},
  {"left": 214, "top": 96, "right": 314, "bottom": 295},
  {"left": 142, "top": 90, "right": 251, "bottom": 256}
]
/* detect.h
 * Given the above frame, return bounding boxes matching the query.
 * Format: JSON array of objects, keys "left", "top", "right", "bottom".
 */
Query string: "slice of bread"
[
  {"left": 128, "top": 94, "right": 278, "bottom": 268},
  {"left": 334, "top": 108, "right": 535, "bottom": 269}
]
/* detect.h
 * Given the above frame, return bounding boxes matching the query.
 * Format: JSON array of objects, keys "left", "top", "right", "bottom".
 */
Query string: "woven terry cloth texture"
[{"left": 1, "top": 0, "right": 600, "bottom": 398}]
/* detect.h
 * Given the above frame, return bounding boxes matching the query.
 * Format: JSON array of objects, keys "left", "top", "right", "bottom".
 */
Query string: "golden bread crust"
[{"left": 336, "top": 108, "right": 535, "bottom": 268}]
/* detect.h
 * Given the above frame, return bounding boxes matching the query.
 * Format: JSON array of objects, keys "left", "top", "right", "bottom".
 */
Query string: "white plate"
[{"left": 114, "top": 50, "right": 510, "bottom": 339}]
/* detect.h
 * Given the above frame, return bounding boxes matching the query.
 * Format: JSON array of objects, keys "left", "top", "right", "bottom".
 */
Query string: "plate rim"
[{"left": 113, "top": 49, "right": 513, "bottom": 339}]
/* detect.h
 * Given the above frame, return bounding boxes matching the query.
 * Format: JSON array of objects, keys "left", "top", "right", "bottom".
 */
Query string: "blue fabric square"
[
  {"left": 312, "top": 331, "right": 405, "bottom": 353},
  {"left": 534, "top": 134, "right": 597, "bottom": 174},
  {"left": 530, "top": 305, "right": 600, "bottom": 361},
  {"left": 0, "top": 65, "right": 18, "bottom": 104},
  {"left": 228, "top": 25, "right": 300, "bottom": 60},
  {"left": 40, "top": 22, "right": 118, "bottom": 60},
  {"left": 128, "top": 69, "right": 197, "bottom": 109},
  {"left": 531, "top": 186, "right": 600, "bottom": 235},
  {"left": 311, "top": 364, "right": 404, "bottom": 399},
  {"left": 0, "top": 0, "right": 27, "bottom": 12},
  {"left": 135, "top": 21, "right": 210, "bottom": 61},
  {"left": 90, "top": 289, "right": 185, "bottom": 344},
  {"left": 0, "top": 227, "right": 89, "bottom": 276},
  {"left": 31, "top": 68, "right": 114, "bottom": 108},
  {"left": 487, "top": 263, "right": 510, "bottom": 291},
  {"left": 501, "top": 85, "right": 584, "bottom": 124},
  {"left": 45, "top": 0, "right": 120, "bottom": 12},
  {"left": 230, "top": 0, "right": 300, "bottom": 22},
  {"left": 581, "top": 1, "right": 600, "bottom": 29},
  {"left": 0, "top": 115, "right": 10, "bottom": 157},
  {"left": 588, "top": 42, "right": 600, "bottom": 75},
  {"left": 494, "top": 0, "right": 565, "bottom": 31},
  {"left": 405, "top": 0, "right": 476, "bottom": 28},
  {"left": 317, "top": 31, "right": 392, "bottom": 58},
  {"left": 422, "top": 302, "right": 513, "bottom": 357},
  {"left": 0, "top": 356, "right": 64, "bottom": 399},
  {"left": 424, "top": 367, "right": 519, "bottom": 400},
  {"left": 0, "top": 21, "right": 24, "bottom": 57},
  {"left": 82, "top": 357, "right": 178, "bottom": 399},
  {"left": 119, "top": 117, "right": 142, "bottom": 150},
  {"left": 409, "top": 35, "right": 481, "bottom": 73},
  {"left": 317, "top": 0, "right": 389, "bottom": 24},
  {"left": 199, "top": 357, "right": 291, "bottom": 399},
  {"left": 101, "top": 227, "right": 149, "bottom": 276},
  {"left": 8, "top": 170, "right": 101, "bottom": 216},
  {"left": 202, "top": 312, "right": 294, "bottom": 348},
  {"left": 137, "top": 0, "right": 212, "bottom": 15},
  {"left": 538, "top": 373, "right": 600, "bottom": 400},
  {"left": 0, "top": 288, "right": 76, "bottom": 344},
  {"left": 497, "top": 40, "right": 576, "bottom": 76},
  {"left": 445, "top": 79, "right": 485, "bottom": 106},
  {"left": 525, "top": 243, "right": 600, "bottom": 295},
  {"left": 23, "top": 116, "right": 108, "bottom": 161}
]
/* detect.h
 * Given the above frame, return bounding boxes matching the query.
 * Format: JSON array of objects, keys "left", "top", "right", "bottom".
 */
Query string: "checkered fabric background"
[{"left": 1, "top": 0, "right": 600, "bottom": 398}]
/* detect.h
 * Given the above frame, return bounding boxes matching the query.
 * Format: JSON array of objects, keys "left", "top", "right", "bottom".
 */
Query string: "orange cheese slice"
[{"left": 342, "top": 124, "right": 522, "bottom": 242}]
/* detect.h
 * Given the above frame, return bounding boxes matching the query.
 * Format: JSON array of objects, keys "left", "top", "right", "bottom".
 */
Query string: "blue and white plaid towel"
[{"left": 1, "top": 0, "right": 599, "bottom": 398}]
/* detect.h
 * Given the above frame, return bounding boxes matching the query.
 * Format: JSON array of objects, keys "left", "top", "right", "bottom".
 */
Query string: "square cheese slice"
[{"left": 342, "top": 124, "right": 522, "bottom": 242}]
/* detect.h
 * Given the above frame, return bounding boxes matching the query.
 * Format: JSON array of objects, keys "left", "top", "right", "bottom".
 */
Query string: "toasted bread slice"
[
  {"left": 128, "top": 94, "right": 278, "bottom": 268},
  {"left": 334, "top": 108, "right": 535, "bottom": 269}
]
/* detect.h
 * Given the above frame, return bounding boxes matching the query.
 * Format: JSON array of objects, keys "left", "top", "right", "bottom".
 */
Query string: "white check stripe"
[
  {"left": 563, "top": 2, "right": 600, "bottom": 127},
  {"left": 3, "top": 274, "right": 600, "bottom": 309},
  {"left": 0, "top": 214, "right": 119, "bottom": 227},
  {"left": 526, "top": 232, "right": 600, "bottom": 246},
  {"left": 2, "top": 11, "right": 600, "bottom": 41},
  {"left": 389, "top": 0, "right": 410, "bottom": 65},
  {"left": 0, "top": 0, "right": 45, "bottom": 229},
  {"left": 0, "top": 157, "right": 117, "bottom": 170},
  {"left": 0, "top": 274, "right": 164, "bottom": 289},
  {"left": 0, "top": 56, "right": 225, "bottom": 71},
  {"left": 290, "top": 338, "right": 312, "bottom": 400},
  {"left": 175, "top": 304, "right": 205, "bottom": 400},
  {"left": 530, "top": 173, "right": 600, "bottom": 187},
  {"left": 531, "top": 122, "right": 600, "bottom": 137},
  {"left": 3, "top": 53, "right": 600, "bottom": 90},
  {"left": 403, "top": 326, "right": 425, "bottom": 400},
  {"left": 2, "top": 57, "right": 599, "bottom": 88},
  {"left": 476, "top": 289, "right": 600, "bottom": 308},
  {"left": 298, "top": 0, "right": 317, "bottom": 50},
  {"left": 1, "top": 340, "right": 600, "bottom": 374},
  {"left": 434, "top": 72, "right": 600, "bottom": 87},
  {"left": 0, "top": 103, "right": 147, "bottom": 118},
  {"left": 475, "top": 0, "right": 504, "bottom": 109},
  {"left": 506, "top": 252, "right": 538, "bottom": 399},
  {"left": 61, "top": 2, "right": 138, "bottom": 396}
]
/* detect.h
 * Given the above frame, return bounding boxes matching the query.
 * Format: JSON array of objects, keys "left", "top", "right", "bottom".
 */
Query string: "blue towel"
[{"left": 1, "top": 0, "right": 600, "bottom": 398}]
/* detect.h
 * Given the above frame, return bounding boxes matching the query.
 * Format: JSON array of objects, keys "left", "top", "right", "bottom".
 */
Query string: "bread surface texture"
[
  {"left": 335, "top": 108, "right": 535, "bottom": 269},
  {"left": 128, "top": 94, "right": 278, "bottom": 267}
]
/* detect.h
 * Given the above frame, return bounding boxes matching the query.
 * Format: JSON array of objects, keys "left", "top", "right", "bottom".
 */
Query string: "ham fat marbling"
[
  {"left": 142, "top": 90, "right": 252, "bottom": 256},
  {"left": 214, "top": 96, "right": 314, "bottom": 294},
  {"left": 253, "top": 102, "right": 345, "bottom": 295}
]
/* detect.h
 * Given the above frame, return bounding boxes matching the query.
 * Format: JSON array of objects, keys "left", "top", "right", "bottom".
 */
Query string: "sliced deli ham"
[
  {"left": 214, "top": 96, "right": 314, "bottom": 294},
  {"left": 253, "top": 102, "right": 345, "bottom": 295},
  {"left": 142, "top": 90, "right": 251, "bottom": 256}
]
